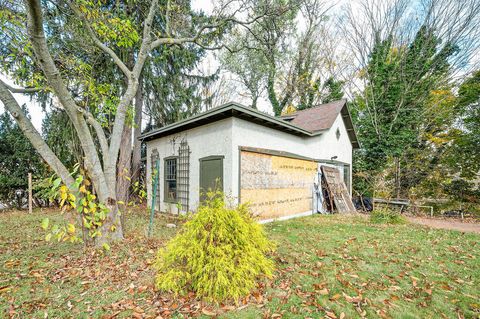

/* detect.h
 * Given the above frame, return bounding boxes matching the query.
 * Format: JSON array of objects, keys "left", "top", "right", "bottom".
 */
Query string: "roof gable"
[{"left": 280, "top": 99, "right": 359, "bottom": 148}]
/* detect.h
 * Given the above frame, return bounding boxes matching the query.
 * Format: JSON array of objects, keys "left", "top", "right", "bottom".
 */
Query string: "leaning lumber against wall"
[{"left": 321, "top": 166, "right": 355, "bottom": 213}]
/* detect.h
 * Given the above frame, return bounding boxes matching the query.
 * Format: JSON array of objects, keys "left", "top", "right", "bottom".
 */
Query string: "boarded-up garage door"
[{"left": 240, "top": 150, "right": 317, "bottom": 219}]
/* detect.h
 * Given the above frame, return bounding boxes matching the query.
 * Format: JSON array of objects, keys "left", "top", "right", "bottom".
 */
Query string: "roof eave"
[
  {"left": 140, "top": 103, "right": 234, "bottom": 141},
  {"left": 230, "top": 103, "right": 313, "bottom": 136},
  {"left": 140, "top": 101, "right": 316, "bottom": 141},
  {"left": 339, "top": 102, "right": 361, "bottom": 149}
]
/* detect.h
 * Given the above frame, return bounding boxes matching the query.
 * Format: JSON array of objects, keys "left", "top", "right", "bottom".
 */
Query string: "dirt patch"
[{"left": 408, "top": 216, "right": 480, "bottom": 233}]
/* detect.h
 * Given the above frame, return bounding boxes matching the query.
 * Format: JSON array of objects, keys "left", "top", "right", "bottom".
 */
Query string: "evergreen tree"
[
  {"left": 352, "top": 27, "right": 458, "bottom": 195},
  {"left": 0, "top": 108, "right": 45, "bottom": 206},
  {"left": 446, "top": 70, "right": 480, "bottom": 178},
  {"left": 144, "top": 44, "right": 218, "bottom": 128},
  {"left": 321, "top": 77, "right": 344, "bottom": 104},
  {"left": 354, "top": 28, "right": 457, "bottom": 172}
]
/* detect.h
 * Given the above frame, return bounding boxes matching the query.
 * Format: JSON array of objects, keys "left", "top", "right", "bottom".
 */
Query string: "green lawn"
[{"left": 0, "top": 209, "right": 479, "bottom": 318}]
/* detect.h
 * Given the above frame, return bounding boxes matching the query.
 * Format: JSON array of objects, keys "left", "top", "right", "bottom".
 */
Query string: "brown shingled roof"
[
  {"left": 287, "top": 100, "right": 345, "bottom": 132},
  {"left": 280, "top": 99, "right": 360, "bottom": 148}
]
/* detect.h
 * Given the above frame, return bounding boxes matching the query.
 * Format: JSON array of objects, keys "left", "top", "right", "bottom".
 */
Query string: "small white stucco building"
[{"left": 141, "top": 100, "right": 359, "bottom": 220}]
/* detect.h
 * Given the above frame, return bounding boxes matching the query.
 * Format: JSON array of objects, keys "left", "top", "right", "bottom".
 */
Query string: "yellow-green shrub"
[{"left": 154, "top": 191, "right": 275, "bottom": 302}]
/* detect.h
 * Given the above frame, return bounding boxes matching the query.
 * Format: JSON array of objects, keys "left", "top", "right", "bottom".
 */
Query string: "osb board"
[
  {"left": 240, "top": 151, "right": 317, "bottom": 219},
  {"left": 321, "top": 165, "right": 355, "bottom": 213}
]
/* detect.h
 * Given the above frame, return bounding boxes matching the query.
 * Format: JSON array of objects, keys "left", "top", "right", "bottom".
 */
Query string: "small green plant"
[
  {"left": 175, "top": 202, "right": 183, "bottom": 212},
  {"left": 370, "top": 208, "right": 407, "bottom": 224},
  {"left": 154, "top": 190, "right": 275, "bottom": 302},
  {"left": 40, "top": 165, "right": 111, "bottom": 247},
  {"left": 129, "top": 180, "right": 147, "bottom": 206}
]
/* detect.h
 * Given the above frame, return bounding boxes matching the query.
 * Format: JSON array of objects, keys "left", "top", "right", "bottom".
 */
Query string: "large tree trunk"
[
  {"left": 98, "top": 202, "right": 124, "bottom": 245},
  {"left": 115, "top": 122, "right": 132, "bottom": 231},
  {"left": 115, "top": 46, "right": 135, "bottom": 216},
  {"left": 116, "top": 123, "right": 132, "bottom": 207},
  {"left": 131, "top": 76, "right": 143, "bottom": 184}
]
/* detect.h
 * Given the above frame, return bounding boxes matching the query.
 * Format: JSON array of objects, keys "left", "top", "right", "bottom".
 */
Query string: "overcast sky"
[{"left": 0, "top": 75, "right": 44, "bottom": 131}]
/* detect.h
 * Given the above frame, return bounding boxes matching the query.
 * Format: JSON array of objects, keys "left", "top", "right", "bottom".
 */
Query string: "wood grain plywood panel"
[{"left": 240, "top": 150, "right": 316, "bottom": 219}]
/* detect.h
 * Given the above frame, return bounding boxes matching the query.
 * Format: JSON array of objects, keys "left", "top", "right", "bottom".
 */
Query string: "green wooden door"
[{"left": 199, "top": 156, "right": 223, "bottom": 202}]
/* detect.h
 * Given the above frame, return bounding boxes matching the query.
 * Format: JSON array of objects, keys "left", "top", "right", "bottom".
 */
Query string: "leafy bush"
[
  {"left": 154, "top": 191, "right": 275, "bottom": 302},
  {"left": 443, "top": 179, "right": 480, "bottom": 204},
  {"left": 39, "top": 165, "right": 112, "bottom": 247},
  {"left": 370, "top": 208, "right": 407, "bottom": 224}
]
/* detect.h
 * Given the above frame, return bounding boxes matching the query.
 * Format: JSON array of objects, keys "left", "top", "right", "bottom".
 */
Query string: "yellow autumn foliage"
[{"left": 282, "top": 104, "right": 297, "bottom": 115}]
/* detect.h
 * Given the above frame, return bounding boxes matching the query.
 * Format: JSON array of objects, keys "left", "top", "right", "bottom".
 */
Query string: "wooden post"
[
  {"left": 395, "top": 157, "right": 401, "bottom": 199},
  {"left": 28, "top": 172, "right": 33, "bottom": 214}
]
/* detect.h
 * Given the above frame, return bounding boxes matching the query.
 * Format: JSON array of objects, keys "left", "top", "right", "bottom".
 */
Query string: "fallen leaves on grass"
[
  {"left": 2, "top": 209, "right": 479, "bottom": 318},
  {"left": 0, "top": 285, "right": 12, "bottom": 293}
]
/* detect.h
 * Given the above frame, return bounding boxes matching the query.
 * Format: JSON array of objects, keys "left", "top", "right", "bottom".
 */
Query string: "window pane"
[
  {"left": 167, "top": 180, "right": 176, "bottom": 200},
  {"left": 166, "top": 159, "right": 176, "bottom": 180},
  {"left": 165, "top": 158, "right": 177, "bottom": 201}
]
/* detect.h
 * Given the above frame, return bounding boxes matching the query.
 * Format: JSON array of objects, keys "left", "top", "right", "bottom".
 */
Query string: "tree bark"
[
  {"left": 267, "top": 67, "right": 282, "bottom": 116},
  {"left": 116, "top": 122, "right": 132, "bottom": 206},
  {"left": 131, "top": 76, "right": 143, "bottom": 184},
  {"left": 98, "top": 202, "right": 124, "bottom": 244}
]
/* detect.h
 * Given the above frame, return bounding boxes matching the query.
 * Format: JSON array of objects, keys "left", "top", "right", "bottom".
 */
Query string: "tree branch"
[
  {"left": 165, "top": 0, "right": 171, "bottom": 36},
  {"left": 66, "top": 1, "right": 132, "bottom": 78},
  {"left": 78, "top": 108, "right": 110, "bottom": 168},
  {"left": 0, "top": 78, "right": 75, "bottom": 188},
  {"left": 2, "top": 82, "right": 44, "bottom": 94},
  {"left": 150, "top": 12, "right": 275, "bottom": 50}
]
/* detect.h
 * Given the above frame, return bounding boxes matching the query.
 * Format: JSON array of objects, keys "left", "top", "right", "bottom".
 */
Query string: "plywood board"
[
  {"left": 321, "top": 165, "right": 355, "bottom": 213},
  {"left": 240, "top": 151, "right": 317, "bottom": 219}
]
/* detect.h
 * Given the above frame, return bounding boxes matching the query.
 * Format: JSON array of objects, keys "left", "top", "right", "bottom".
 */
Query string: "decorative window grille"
[{"left": 177, "top": 140, "right": 190, "bottom": 212}]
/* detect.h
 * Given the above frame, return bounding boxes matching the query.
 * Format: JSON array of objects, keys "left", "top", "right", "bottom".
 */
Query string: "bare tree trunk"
[
  {"left": 131, "top": 76, "right": 143, "bottom": 184},
  {"left": 98, "top": 202, "right": 124, "bottom": 244},
  {"left": 116, "top": 123, "right": 132, "bottom": 209},
  {"left": 115, "top": 123, "right": 132, "bottom": 231}
]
